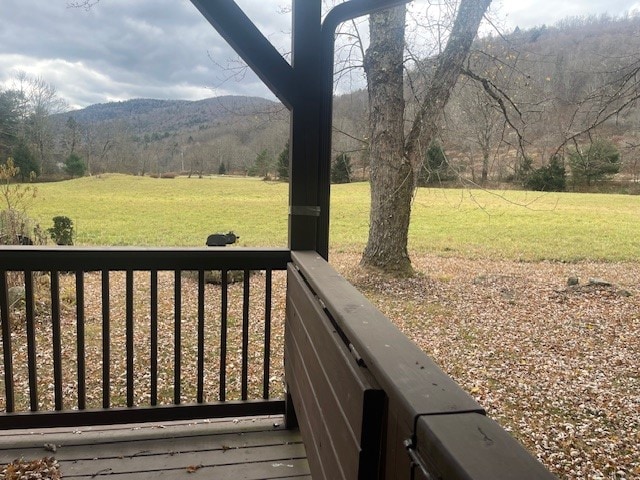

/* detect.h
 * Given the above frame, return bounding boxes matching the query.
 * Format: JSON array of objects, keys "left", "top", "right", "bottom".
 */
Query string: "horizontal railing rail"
[
  {"left": 290, "top": 251, "right": 555, "bottom": 479},
  {"left": 0, "top": 247, "right": 290, "bottom": 429}
]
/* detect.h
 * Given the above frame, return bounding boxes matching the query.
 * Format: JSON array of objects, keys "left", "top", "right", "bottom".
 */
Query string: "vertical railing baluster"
[
  {"left": 263, "top": 269, "right": 272, "bottom": 400},
  {"left": 0, "top": 272, "right": 15, "bottom": 413},
  {"left": 24, "top": 270, "right": 38, "bottom": 411},
  {"left": 197, "top": 270, "right": 205, "bottom": 403},
  {"left": 241, "top": 269, "right": 250, "bottom": 401},
  {"left": 150, "top": 270, "right": 158, "bottom": 406},
  {"left": 76, "top": 271, "right": 86, "bottom": 410},
  {"left": 219, "top": 270, "right": 228, "bottom": 402},
  {"left": 126, "top": 270, "right": 134, "bottom": 408},
  {"left": 101, "top": 270, "right": 110, "bottom": 409},
  {"left": 51, "top": 271, "right": 63, "bottom": 411},
  {"left": 174, "top": 270, "right": 181, "bottom": 405},
  {"left": 0, "top": 250, "right": 287, "bottom": 419}
]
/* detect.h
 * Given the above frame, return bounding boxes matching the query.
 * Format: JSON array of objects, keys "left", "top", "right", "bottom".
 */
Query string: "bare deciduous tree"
[{"left": 361, "top": 0, "right": 491, "bottom": 275}]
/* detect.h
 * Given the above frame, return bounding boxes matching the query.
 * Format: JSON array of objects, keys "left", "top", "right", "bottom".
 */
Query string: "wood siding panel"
[{"left": 285, "top": 264, "right": 385, "bottom": 480}]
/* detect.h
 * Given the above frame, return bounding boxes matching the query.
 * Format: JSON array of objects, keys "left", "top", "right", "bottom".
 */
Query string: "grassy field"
[
  {"left": 8, "top": 174, "right": 640, "bottom": 478},
  {"left": 27, "top": 173, "right": 640, "bottom": 261}
]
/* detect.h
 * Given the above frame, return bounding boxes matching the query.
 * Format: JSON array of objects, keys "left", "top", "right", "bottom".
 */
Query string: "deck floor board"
[{"left": 0, "top": 415, "right": 310, "bottom": 479}]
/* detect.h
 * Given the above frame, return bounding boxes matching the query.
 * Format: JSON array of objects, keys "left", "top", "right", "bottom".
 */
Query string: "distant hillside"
[
  {"left": 57, "top": 95, "right": 279, "bottom": 135},
  {"left": 45, "top": 14, "right": 640, "bottom": 184}
]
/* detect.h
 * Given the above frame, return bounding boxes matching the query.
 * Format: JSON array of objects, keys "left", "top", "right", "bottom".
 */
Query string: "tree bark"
[
  {"left": 361, "top": 6, "right": 413, "bottom": 275},
  {"left": 361, "top": 0, "right": 491, "bottom": 275}
]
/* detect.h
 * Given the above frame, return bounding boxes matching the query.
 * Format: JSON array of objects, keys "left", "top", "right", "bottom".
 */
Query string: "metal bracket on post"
[
  {"left": 403, "top": 438, "right": 436, "bottom": 480},
  {"left": 289, "top": 206, "right": 321, "bottom": 217}
]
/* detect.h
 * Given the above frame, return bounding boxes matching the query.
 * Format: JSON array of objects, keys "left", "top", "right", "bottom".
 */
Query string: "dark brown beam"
[
  {"left": 190, "top": 0, "right": 411, "bottom": 258},
  {"left": 288, "top": 0, "right": 323, "bottom": 253},
  {"left": 323, "top": 0, "right": 411, "bottom": 32},
  {"left": 190, "top": 0, "right": 295, "bottom": 109}
]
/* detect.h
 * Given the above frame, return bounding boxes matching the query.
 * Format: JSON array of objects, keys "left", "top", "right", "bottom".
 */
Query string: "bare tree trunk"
[
  {"left": 361, "top": 0, "right": 491, "bottom": 275},
  {"left": 361, "top": 6, "right": 413, "bottom": 274},
  {"left": 482, "top": 148, "right": 490, "bottom": 183}
]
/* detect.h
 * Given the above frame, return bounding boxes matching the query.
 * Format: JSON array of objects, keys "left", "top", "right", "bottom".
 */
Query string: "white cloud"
[{"left": 1, "top": 0, "right": 639, "bottom": 109}]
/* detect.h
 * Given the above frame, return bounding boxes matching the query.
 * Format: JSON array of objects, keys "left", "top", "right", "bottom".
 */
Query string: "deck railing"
[
  {"left": 0, "top": 247, "right": 290, "bottom": 429},
  {"left": 1, "top": 246, "right": 555, "bottom": 479},
  {"left": 287, "top": 251, "right": 555, "bottom": 479}
]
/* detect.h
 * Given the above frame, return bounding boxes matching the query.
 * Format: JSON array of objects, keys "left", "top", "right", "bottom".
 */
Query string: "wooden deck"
[{"left": 0, "top": 415, "right": 310, "bottom": 479}]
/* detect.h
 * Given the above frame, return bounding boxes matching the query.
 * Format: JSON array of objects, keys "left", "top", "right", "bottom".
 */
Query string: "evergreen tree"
[
  {"left": 276, "top": 141, "right": 289, "bottom": 180},
  {"left": 218, "top": 161, "right": 227, "bottom": 175},
  {"left": 417, "top": 142, "right": 452, "bottom": 186},
  {"left": 569, "top": 139, "right": 620, "bottom": 186},
  {"left": 12, "top": 140, "right": 39, "bottom": 181},
  {"left": 524, "top": 156, "right": 566, "bottom": 191},
  {"left": 64, "top": 152, "right": 86, "bottom": 178},
  {"left": 331, "top": 153, "right": 352, "bottom": 184},
  {"left": 250, "top": 149, "right": 272, "bottom": 179},
  {"left": 0, "top": 89, "right": 22, "bottom": 159}
]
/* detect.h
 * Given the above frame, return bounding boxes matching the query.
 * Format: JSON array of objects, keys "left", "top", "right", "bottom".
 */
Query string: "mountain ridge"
[{"left": 58, "top": 95, "right": 280, "bottom": 135}]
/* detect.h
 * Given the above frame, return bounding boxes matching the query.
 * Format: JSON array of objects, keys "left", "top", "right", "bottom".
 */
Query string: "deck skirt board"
[{"left": 0, "top": 416, "right": 310, "bottom": 479}]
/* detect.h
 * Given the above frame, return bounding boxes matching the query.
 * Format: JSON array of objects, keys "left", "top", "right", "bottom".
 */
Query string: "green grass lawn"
[{"left": 26, "top": 174, "right": 640, "bottom": 262}]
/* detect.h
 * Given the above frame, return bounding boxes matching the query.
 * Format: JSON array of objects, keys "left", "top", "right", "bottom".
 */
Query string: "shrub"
[
  {"left": 524, "top": 156, "right": 566, "bottom": 191},
  {"left": 0, "top": 209, "right": 45, "bottom": 245},
  {"left": 0, "top": 158, "right": 44, "bottom": 245},
  {"left": 48, "top": 216, "right": 74, "bottom": 245}
]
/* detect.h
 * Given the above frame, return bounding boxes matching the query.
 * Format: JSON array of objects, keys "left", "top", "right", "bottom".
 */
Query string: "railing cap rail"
[
  {"left": 291, "top": 250, "right": 482, "bottom": 422},
  {"left": 0, "top": 247, "right": 291, "bottom": 271}
]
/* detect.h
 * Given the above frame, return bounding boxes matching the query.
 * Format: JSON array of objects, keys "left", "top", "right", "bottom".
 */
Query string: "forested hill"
[
  {"left": 39, "top": 13, "right": 640, "bottom": 183},
  {"left": 59, "top": 96, "right": 279, "bottom": 135}
]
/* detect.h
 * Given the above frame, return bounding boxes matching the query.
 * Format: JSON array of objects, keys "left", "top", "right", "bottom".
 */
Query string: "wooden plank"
[
  {"left": 0, "top": 416, "right": 287, "bottom": 448},
  {"left": 0, "top": 399, "right": 285, "bottom": 430},
  {"left": 0, "top": 415, "right": 309, "bottom": 478},
  {"left": 285, "top": 264, "right": 385, "bottom": 480},
  {"left": 415, "top": 413, "right": 556, "bottom": 480},
  {"left": 286, "top": 320, "right": 346, "bottom": 480},
  {"left": 59, "top": 442, "right": 307, "bottom": 476},
  {"left": 0, "top": 247, "right": 291, "bottom": 272},
  {"left": 287, "top": 266, "right": 382, "bottom": 446},
  {"left": 62, "top": 459, "right": 311, "bottom": 479},
  {"left": 291, "top": 251, "right": 483, "bottom": 421},
  {"left": 0, "top": 427, "right": 303, "bottom": 463}
]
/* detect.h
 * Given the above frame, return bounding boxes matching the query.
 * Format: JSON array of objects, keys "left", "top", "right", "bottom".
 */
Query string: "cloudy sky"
[{"left": 1, "top": 0, "right": 639, "bottom": 110}]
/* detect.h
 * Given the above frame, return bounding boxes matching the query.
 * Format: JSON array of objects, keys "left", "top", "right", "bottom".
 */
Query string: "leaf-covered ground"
[
  {"left": 334, "top": 253, "right": 640, "bottom": 480},
  {"left": 1, "top": 254, "right": 638, "bottom": 479}
]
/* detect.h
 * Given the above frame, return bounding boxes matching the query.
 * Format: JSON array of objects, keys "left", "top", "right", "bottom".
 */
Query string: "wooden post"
[{"left": 288, "top": 0, "right": 324, "bottom": 254}]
